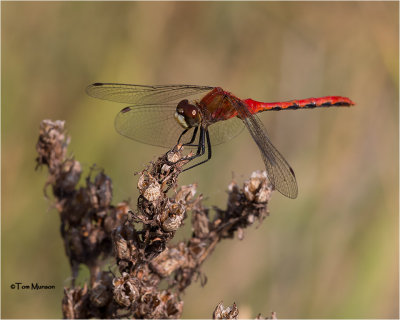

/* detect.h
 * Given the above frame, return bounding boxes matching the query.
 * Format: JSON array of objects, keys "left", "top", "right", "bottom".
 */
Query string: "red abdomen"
[{"left": 244, "top": 96, "right": 355, "bottom": 114}]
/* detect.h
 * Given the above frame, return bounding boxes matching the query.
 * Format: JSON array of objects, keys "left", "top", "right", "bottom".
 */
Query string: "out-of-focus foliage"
[{"left": 2, "top": 2, "right": 398, "bottom": 318}]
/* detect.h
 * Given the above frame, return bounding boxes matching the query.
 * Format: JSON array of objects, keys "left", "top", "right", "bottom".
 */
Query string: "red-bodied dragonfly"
[{"left": 86, "top": 83, "right": 354, "bottom": 199}]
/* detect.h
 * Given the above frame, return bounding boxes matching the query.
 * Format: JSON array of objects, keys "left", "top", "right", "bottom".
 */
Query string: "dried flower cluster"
[
  {"left": 36, "top": 120, "right": 275, "bottom": 319},
  {"left": 212, "top": 302, "right": 277, "bottom": 320},
  {"left": 213, "top": 301, "right": 239, "bottom": 319}
]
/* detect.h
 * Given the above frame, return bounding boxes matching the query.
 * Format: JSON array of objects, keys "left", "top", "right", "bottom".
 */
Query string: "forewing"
[
  {"left": 86, "top": 83, "right": 214, "bottom": 105},
  {"left": 115, "top": 105, "right": 197, "bottom": 148},
  {"left": 230, "top": 98, "right": 298, "bottom": 199},
  {"left": 87, "top": 83, "right": 215, "bottom": 148},
  {"left": 116, "top": 104, "right": 244, "bottom": 148}
]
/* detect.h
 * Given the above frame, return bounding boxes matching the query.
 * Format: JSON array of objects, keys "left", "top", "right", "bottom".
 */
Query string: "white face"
[{"left": 174, "top": 111, "right": 189, "bottom": 129}]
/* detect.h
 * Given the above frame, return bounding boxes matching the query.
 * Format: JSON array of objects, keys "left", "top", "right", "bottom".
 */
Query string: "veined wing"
[
  {"left": 208, "top": 117, "right": 245, "bottom": 146},
  {"left": 86, "top": 83, "right": 214, "bottom": 105},
  {"left": 88, "top": 83, "right": 244, "bottom": 148},
  {"left": 229, "top": 97, "right": 298, "bottom": 199},
  {"left": 115, "top": 104, "right": 245, "bottom": 148},
  {"left": 115, "top": 105, "right": 186, "bottom": 148}
]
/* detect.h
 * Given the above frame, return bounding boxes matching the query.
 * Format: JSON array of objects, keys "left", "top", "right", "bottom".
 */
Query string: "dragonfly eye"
[
  {"left": 175, "top": 99, "right": 201, "bottom": 128},
  {"left": 177, "top": 99, "right": 191, "bottom": 112}
]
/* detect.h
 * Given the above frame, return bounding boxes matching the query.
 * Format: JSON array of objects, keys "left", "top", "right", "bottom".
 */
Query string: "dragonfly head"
[{"left": 175, "top": 99, "right": 202, "bottom": 128}]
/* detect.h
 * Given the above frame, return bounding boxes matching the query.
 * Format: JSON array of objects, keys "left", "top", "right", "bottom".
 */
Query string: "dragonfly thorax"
[{"left": 174, "top": 99, "right": 202, "bottom": 129}]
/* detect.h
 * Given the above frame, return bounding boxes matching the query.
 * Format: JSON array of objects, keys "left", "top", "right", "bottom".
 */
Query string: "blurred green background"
[{"left": 2, "top": 2, "right": 398, "bottom": 318}]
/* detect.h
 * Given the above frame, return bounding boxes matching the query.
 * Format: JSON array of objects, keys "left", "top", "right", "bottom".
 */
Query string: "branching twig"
[{"left": 36, "top": 120, "right": 275, "bottom": 319}]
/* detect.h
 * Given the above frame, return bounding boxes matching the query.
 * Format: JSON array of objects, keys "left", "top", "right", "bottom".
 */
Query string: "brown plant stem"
[{"left": 36, "top": 119, "right": 274, "bottom": 319}]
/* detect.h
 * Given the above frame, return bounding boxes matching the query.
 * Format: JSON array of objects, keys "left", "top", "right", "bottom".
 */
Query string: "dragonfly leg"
[
  {"left": 177, "top": 128, "right": 190, "bottom": 145},
  {"left": 190, "top": 126, "right": 205, "bottom": 158},
  {"left": 182, "top": 126, "right": 199, "bottom": 146},
  {"left": 168, "top": 126, "right": 205, "bottom": 166},
  {"left": 182, "top": 126, "right": 205, "bottom": 160},
  {"left": 182, "top": 129, "right": 212, "bottom": 172},
  {"left": 175, "top": 126, "right": 199, "bottom": 155}
]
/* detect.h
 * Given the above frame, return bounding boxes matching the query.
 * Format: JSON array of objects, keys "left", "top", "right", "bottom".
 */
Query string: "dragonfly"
[{"left": 86, "top": 83, "right": 354, "bottom": 199}]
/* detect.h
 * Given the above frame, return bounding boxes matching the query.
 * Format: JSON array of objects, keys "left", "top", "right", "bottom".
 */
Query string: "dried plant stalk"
[{"left": 36, "top": 120, "right": 275, "bottom": 319}]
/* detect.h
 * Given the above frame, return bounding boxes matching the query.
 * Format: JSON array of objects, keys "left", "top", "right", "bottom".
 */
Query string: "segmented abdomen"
[{"left": 244, "top": 96, "right": 355, "bottom": 113}]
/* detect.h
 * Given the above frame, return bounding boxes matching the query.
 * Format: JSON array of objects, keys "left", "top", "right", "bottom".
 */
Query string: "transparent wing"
[
  {"left": 208, "top": 117, "right": 245, "bottom": 146},
  {"left": 115, "top": 105, "right": 189, "bottom": 148},
  {"left": 86, "top": 83, "right": 214, "bottom": 105},
  {"left": 87, "top": 83, "right": 245, "bottom": 148},
  {"left": 115, "top": 105, "right": 245, "bottom": 148},
  {"left": 229, "top": 98, "right": 298, "bottom": 199}
]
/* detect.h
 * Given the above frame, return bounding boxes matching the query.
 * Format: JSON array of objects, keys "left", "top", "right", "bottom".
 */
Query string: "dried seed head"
[
  {"left": 243, "top": 171, "right": 262, "bottom": 201},
  {"left": 159, "top": 290, "right": 184, "bottom": 318},
  {"left": 143, "top": 182, "right": 161, "bottom": 202},
  {"left": 175, "top": 184, "right": 197, "bottom": 202},
  {"left": 250, "top": 170, "right": 266, "bottom": 187},
  {"left": 161, "top": 164, "right": 171, "bottom": 173},
  {"left": 162, "top": 214, "right": 183, "bottom": 232},
  {"left": 94, "top": 172, "right": 113, "bottom": 207},
  {"left": 192, "top": 210, "right": 210, "bottom": 238},
  {"left": 113, "top": 273, "right": 140, "bottom": 307},
  {"left": 139, "top": 290, "right": 162, "bottom": 316},
  {"left": 113, "top": 233, "right": 130, "bottom": 261},
  {"left": 62, "top": 284, "right": 88, "bottom": 319},
  {"left": 36, "top": 120, "right": 68, "bottom": 172},
  {"left": 59, "top": 159, "right": 82, "bottom": 192},
  {"left": 90, "top": 283, "right": 110, "bottom": 307},
  {"left": 150, "top": 247, "right": 187, "bottom": 277},
  {"left": 188, "top": 238, "right": 207, "bottom": 258},
  {"left": 255, "top": 186, "right": 271, "bottom": 203},
  {"left": 213, "top": 301, "right": 239, "bottom": 319},
  {"left": 244, "top": 171, "right": 272, "bottom": 203},
  {"left": 138, "top": 173, "right": 162, "bottom": 202},
  {"left": 137, "top": 173, "right": 147, "bottom": 192},
  {"left": 244, "top": 183, "right": 255, "bottom": 201},
  {"left": 167, "top": 146, "right": 183, "bottom": 163},
  {"left": 161, "top": 201, "right": 185, "bottom": 232}
]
